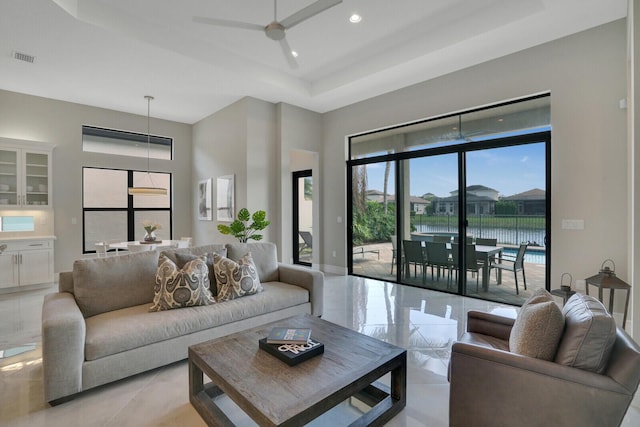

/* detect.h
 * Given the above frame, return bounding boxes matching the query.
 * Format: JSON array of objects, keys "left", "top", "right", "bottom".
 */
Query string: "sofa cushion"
[
  {"left": 555, "top": 292, "right": 616, "bottom": 374},
  {"left": 149, "top": 254, "right": 215, "bottom": 312},
  {"left": 84, "top": 282, "right": 310, "bottom": 360},
  {"left": 226, "top": 242, "right": 279, "bottom": 282},
  {"left": 509, "top": 289, "right": 565, "bottom": 361},
  {"left": 213, "top": 252, "right": 263, "bottom": 301},
  {"left": 73, "top": 250, "right": 159, "bottom": 318}
]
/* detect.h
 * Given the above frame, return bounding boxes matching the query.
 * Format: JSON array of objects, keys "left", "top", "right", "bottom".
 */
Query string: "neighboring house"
[
  {"left": 365, "top": 190, "right": 429, "bottom": 214},
  {"left": 433, "top": 185, "right": 499, "bottom": 215},
  {"left": 503, "top": 188, "right": 546, "bottom": 215}
]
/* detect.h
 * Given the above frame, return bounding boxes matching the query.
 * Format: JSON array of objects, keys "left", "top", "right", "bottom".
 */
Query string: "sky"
[{"left": 365, "top": 142, "right": 545, "bottom": 198}]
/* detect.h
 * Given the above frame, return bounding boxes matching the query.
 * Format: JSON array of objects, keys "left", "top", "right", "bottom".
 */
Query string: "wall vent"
[{"left": 13, "top": 51, "right": 35, "bottom": 63}]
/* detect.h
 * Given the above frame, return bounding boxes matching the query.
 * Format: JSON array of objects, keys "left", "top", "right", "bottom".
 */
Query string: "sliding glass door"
[{"left": 347, "top": 94, "right": 551, "bottom": 306}]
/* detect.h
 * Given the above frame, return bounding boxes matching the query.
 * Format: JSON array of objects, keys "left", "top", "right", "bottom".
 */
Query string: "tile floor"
[{"left": 1, "top": 275, "right": 639, "bottom": 426}]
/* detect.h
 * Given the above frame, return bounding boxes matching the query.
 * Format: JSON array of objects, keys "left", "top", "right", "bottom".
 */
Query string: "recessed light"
[
  {"left": 291, "top": 51, "right": 299, "bottom": 58},
  {"left": 349, "top": 14, "right": 362, "bottom": 23}
]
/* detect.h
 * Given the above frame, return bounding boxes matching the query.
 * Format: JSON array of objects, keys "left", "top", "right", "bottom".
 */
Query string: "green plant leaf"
[
  {"left": 237, "top": 208, "right": 250, "bottom": 221},
  {"left": 217, "top": 224, "right": 231, "bottom": 234}
]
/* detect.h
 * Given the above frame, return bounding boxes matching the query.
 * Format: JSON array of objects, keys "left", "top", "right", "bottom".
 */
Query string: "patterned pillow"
[
  {"left": 149, "top": 254, "right": 215, "bottom": 312},
  {"left": 175, "top": 251, "right": 225, "bottom": 297},
  {"left": 213, "top": 252, "right": 263, "bottom": 301}
]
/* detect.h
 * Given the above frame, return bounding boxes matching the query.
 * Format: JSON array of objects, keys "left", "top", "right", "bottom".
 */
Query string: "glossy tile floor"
[{"left": 1, "top": 275, "right": 639, "bottom": 426}]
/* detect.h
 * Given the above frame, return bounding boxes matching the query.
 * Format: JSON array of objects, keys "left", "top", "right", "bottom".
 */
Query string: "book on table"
[
  {"left": 258, "top": 337, "right": 324, "bottom": 366},
  {"left": 266, "top": 327, "right": 311, "bottom": 345}
]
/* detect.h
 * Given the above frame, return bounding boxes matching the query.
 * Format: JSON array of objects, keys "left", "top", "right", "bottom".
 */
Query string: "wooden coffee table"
[{"left": 188, "top": 314, "right": 407, "bottom": 426}]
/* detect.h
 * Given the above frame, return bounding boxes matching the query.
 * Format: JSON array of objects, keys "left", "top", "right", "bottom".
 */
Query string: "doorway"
[{"left": 293, "top": 170, "right": 312, "bottom": 266}]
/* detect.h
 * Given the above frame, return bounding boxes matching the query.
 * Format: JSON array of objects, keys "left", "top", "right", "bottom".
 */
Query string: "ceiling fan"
[{"left": 193, "top": 0, "right": 343, "bottom": 69}]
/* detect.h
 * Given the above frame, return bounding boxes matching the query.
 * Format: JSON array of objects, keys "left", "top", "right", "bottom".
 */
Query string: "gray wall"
[
  {"left": 0, "top": 89, "right": 193, "bottom": 272},
  {"left": 321, "top": 19, "right": 629, "bottom": 292},
  {"left": 191, "top": 97, "right": 280, "bottom": 246}
]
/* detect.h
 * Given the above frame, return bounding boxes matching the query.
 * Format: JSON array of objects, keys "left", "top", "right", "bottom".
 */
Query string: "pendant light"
[{"left": 128, "top": 95, "right": 167, "bottom": 196}]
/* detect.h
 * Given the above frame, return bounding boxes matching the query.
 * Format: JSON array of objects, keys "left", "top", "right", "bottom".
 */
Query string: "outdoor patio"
[{"left": 351, "top": 241, "right": 546, "bottom": 306}]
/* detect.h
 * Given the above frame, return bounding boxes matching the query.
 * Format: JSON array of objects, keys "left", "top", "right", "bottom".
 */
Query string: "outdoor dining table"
[{"left": 474, "top": 245, "right": 503, "bottom": 291}]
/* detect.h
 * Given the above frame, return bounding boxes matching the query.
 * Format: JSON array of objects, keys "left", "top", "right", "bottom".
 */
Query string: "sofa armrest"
[
  {"left": 449, "top": 342, "right": 633, "bottom": 427},
  {"left": 42, "top": 292, "right": 86, "bottom": 403},
  {"left": 466, "top": 310, "right": 515, "bottom": 340},
  {"left": 277, "top": 263, "right": 324, "bottom": 317}
]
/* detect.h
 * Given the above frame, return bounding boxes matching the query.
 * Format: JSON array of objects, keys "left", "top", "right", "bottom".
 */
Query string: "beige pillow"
[
  {"left": 149, "top": 254, "right": 215, "bottom": 312},
  {"left": 175, "top": 251, "right": 226, "bottom": 297},
  {"left": 555, "top": 293, "right": 616, "bottom": 373},
  {"left": 509, "top": 289, "right": 565, "bottom": 360},
  {"left": 213, "top": 252, "right": 263, "bottom": 301}
]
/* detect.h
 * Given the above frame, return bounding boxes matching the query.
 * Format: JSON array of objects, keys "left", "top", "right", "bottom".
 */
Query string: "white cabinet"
[
  {"left": 0, "top": 238, "right": 54, "bottom": 289},
  {"left": 0, "top": 138, "right": 54, "bottom": 209}
]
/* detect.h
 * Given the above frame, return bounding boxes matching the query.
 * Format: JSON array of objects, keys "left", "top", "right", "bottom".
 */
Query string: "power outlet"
[{"left": 332, "top": 250, "right": 336, "bottom": 257}]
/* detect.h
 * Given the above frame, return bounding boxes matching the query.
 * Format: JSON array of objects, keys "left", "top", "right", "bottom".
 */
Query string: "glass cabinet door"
[
  {"left": 0, "top": 149, "right": 19, "bottom": 207},
  {"left": 24, "top": 151, "right": 49, "bottom": 207}
]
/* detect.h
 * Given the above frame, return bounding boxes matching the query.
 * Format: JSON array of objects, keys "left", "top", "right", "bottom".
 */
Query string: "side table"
[{"left": 550, "top": 288, "right": 576, "bottom": 306}]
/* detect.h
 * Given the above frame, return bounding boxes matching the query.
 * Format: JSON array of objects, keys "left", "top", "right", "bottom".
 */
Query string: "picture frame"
[
  {"left": 198, "top": 178, "right": 212, "bottom": 221},
  {"left": 216, "top": 175, "right": 234, "bottom": 222}
]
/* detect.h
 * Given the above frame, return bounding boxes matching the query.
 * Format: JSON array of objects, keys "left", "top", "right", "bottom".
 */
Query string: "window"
[
  {"left": 82, "top": 126, "right": 173, "bottom": 160},
  {"left": 82, "top": 167, "right": 172, "bottom": 252}
]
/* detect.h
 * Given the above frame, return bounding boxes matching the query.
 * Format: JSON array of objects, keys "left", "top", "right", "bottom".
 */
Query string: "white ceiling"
[{"left": 0, "top": 0, "right": 628, "bottom": 124}]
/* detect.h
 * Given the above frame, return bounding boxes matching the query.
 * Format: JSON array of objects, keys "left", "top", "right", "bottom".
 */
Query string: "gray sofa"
[{"left": 42, "top": 242, "right": 324, "bottom": 404}]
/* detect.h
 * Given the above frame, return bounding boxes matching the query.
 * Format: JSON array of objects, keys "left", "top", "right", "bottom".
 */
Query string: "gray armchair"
[{"left": 449, "top": 310, "right": 640, "bottom": 427}]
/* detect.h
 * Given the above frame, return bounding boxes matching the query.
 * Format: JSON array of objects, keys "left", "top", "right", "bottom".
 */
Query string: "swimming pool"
[{"left": 502, "top": 247, "right": 546, "bottom": 264}]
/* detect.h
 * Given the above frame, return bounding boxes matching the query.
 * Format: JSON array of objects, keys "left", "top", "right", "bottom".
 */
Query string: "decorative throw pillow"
[
  {"left": 213, "top": 252, "right": 263, "bottom": 301},
  {"left": 175, "top": 251, "right": 225, "bottom": 297},
  {"left": 149, "top": 254, "right": 215, "bottom": 312},
  {"left": 554, "top": 292, "right": 616, "bottom": 374},
  {"left": 509, "top": 288, "right": 565, "bottom": 361}
]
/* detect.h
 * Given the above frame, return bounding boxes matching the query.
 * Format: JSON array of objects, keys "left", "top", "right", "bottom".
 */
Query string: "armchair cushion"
[
  {"left": 509, "top": 289, "right": 564, "bottom": 360},
  {"left": 555, "top": 292, "right": 616, "bottom": 374}
]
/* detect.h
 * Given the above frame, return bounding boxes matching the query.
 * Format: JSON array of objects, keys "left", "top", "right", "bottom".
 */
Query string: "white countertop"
[{"left": 0, "top": 235, "right": 56, "bottom": 242}]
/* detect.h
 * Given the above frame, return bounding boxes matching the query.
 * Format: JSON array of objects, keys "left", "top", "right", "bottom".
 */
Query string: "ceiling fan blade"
[
  {"left": 279, "top": 38, "right": 299, "bottom": 69},
  {"left": 280, "top": 0, "right": 342, "bottom": 29},
  {"left": 193, "top": 16, "right": 264, "bottom": 32}
]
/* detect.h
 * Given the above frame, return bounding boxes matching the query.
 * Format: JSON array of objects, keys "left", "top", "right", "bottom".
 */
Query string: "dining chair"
[
  {"left": 402, "top": 240, "right": 427, "bottom": 283},
  {"left": 450, "top": 243, "right": 484, "bottom": 292},
  {"left": 95, "top": 242, "right": 108, "bottom": 258},
  {"left": 491, "top": 243, "right": 528, "bottom": 294},
  {"left": 180, "top": 237, "right": 193, "bottom": 247},
  {"left": 425, "top": 241, "right": 451, "bottom": 283}
]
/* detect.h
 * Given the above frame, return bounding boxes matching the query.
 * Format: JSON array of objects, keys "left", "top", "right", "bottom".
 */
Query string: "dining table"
[
  {"left": 474, "top": 245, "right": 503, "bottom": 291},
  {"left": 107, "top": 239, "right": 184, "bottom": 252}
]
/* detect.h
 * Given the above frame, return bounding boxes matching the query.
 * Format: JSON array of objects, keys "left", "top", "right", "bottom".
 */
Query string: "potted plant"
[{"left": 217, "top": 208, "right": 270, "bottom": 243}]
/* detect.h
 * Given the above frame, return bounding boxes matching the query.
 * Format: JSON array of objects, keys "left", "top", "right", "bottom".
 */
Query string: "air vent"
[{"left": 13, "top": 51, "right": 35, "bottom": 63}]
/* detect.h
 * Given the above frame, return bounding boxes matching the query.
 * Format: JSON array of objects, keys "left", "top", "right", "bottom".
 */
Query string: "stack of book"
[{"left": 259, "top": 327, "right": 324, "bottom": 366}]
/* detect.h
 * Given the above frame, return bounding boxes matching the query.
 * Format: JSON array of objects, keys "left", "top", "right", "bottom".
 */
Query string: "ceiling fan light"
[
  {"left": 349, "top": 13, "right": 362, "bottom": 23},
  {"left": 291, "top": 50, "right": 299, "bottom": 58}
]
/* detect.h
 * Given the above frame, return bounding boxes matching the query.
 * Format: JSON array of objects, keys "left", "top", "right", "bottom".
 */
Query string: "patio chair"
[
  {"left": 491, "top": 243, "right": 527, "bottom": 294},
  {"left": 402, "top": 240, "right": 427, "bottom": 283},
  {"left": 450, "top": 243, "right": 484, "bottom": 292},
  {"left": 425, "top": 241, "right": 451, "bottom": 282},
  {"left": 390, "top": 235, "right": 398, "bottom": 274},
  {"left": 299, "top": 231, "right": 312, "bottom": 253}
]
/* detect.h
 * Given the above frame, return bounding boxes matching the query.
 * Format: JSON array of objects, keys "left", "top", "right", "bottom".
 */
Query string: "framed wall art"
[
  {"left": 198, "top": 178, "right": 212, "bottom": 221},
  {"left": 216, "top": 175, "right": 235, "bottom": 222}
]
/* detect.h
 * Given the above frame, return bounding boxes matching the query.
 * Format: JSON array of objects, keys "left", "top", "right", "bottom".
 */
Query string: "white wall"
[
  {"left": 322, "top": 20, "right": 629, "bottom": 306},
  {"left": 0, "top": 89, "right": 193, "bottom": 272}
]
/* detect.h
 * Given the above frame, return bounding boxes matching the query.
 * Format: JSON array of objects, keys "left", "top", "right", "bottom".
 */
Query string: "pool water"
[{"left": 502, "top": 247, "right": 546, "bottom": 264}]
